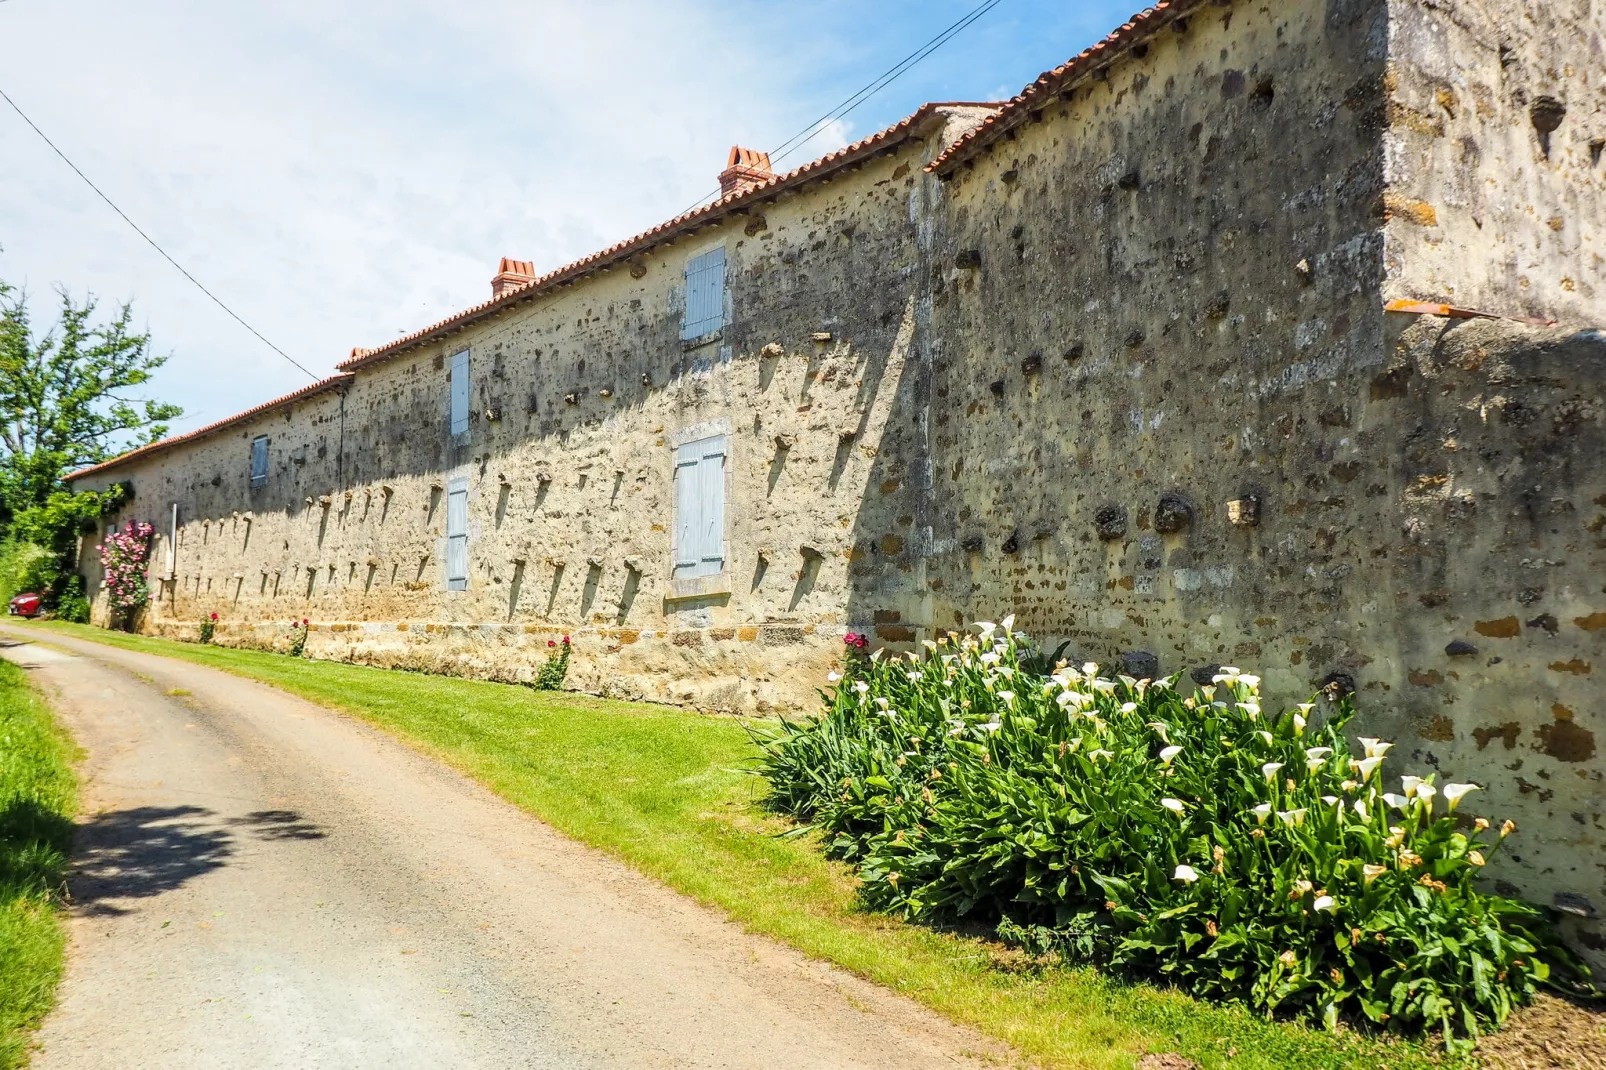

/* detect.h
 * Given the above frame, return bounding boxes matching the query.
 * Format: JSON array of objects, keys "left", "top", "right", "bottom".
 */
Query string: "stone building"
[{"left": 69, "top": 0, "right": 1606, "bottom": 957}]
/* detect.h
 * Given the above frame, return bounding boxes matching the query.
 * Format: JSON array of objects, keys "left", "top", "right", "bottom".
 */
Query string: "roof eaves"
[
  {"left": 339, "top": 101, "right": 1004, "bottom": 373},
  {"left": 64, "top": 372, "right": 355, "bottom": 482},
  {"left": 926, "top": 0, "right": 1206, "bottom": 176}
]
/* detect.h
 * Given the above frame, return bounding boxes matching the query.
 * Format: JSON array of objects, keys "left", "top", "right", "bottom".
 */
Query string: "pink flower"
[
  {"left": 561, "top": 635, "right": 571, "bottom": 645},
  {"left": 547, "top": 639, "right": 556, "bottom": 648}
]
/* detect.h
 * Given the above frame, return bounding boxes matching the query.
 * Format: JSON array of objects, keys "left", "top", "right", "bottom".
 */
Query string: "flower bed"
[{"left": 756, "top": 619, "right": 1586, "bottom": 1051}]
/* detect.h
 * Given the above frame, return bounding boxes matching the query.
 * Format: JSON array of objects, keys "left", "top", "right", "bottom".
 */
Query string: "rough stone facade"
[{"left": 69, "top": 0, "right": 1605, "bottom": 959}]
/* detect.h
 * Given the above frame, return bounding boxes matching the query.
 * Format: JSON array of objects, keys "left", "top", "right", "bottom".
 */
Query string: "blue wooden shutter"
[
  {"left": 446, "top": 477, "right": 469, "bottom": 590},
  {"left": 250, "top": 436, "right": 268, "bottom": 486},
  {"left": 673, "top": 444, "right": 701, "bottom": 570},
  {"left": 449, "top": 350, "right": 470, "bottom": 435},
  {"left": 681, "top": 247, "right": 726, "bottom": 340},
  {"left": 696, "top": 438, "right": 726, "bottom": 573}
]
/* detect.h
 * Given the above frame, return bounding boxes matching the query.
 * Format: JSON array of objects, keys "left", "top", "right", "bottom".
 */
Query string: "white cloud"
[{"left": 0, "top": 0, "right": 856, "bottom": 435}]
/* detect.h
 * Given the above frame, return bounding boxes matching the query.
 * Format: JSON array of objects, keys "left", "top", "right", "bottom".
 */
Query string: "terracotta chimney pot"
[
  {"left": 718, "top": 146, "right": 773, "bottom": 198},
  {"left": 491, "top": 257, "right": 537, "bottom": 299}
]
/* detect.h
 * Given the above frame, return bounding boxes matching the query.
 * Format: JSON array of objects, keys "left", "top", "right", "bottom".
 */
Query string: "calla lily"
[
  {"left": 1312, "top": 895, "right": 1336, "bottom": 913},
  {"left": 1354, "top": 756, "right": 1384, "bottom": 780},
  {"left": 853, "top": 680, "right": 870, "bottom": 695},
  {"left": 1401, "top": 775, "right": 1424, "bottom": 798},
  {"left": 1414, "top": 783, "right": 1437, "bottom": 808},
  {"left": 996, "top": 690, "right": 1016, "bottom": 707},
  {"left": 1000, "top": 614, "right": 1015, "bottom": 634},
  {"left": 1174, "top": 864, "right": 1200, "bottom": 883},
  {"left": 1160, "top": 797, "right": 1186, "bottom": 816},
  {"left": 1352, "top": 798, "right": 1368, "bottom": 821},
  {"left": 1262, "top": 762, "right": 1284, "bottom": 781},
  {"left": 1382, "top": 793, "right": 1409, "bottom": 811},
  {"left": 875, "top": 697, "right": 890, "bottom": 709},
  {"left": 1147, "top": 721, "right": 1172, "bottom": 744},
  {"left": 1442, "top": 783, "right": 1480, "bottom": 811},
  {"left": 1159, "top": 745, "right": 1183, "bottom": 766},
  {"left": 979, "top": 721, "right": 1002, "bottom": 734},
  {"left": 1081, "top": 662, "right": 1099, "bottom": 676},
  {"left": 1291, "top": 712, "right": 1306, "bottom": 735},
  {"left": 1090, "top": 748, "right": 1114, "bottom": 761},
  {"left": 1296, "top": 703, "right": 1315, "bottom": 715},
  {"left": 1358, "top": 737, "right": 1382, "bottom": 755},
  {"left": 1255, "top": 730, "right": 1274, "bottom": 746},
  {"left": 1468, "top": 850, "right": 1486, "bottom": 867},
  {"left": 1277, "top": 808, "right": 1309, "bottom": 827},
  {"left": 1120, "top": 702, "right": 1138, "bottom": 714},
  {"left": 1252, "top": 803, "right": 1272, "bottom": 824},
  {"left": 976, "top": 621, "right": 997, "bottom": 637},
  {"left": 1239, "top": 674, "right": 1261, "bottom": 689},
  {"left": 827, "top": 671, "right": 841, "bottom": 683},
  {"left": 1363, "top": 864, "right": 1387, "bottom": 883},
  {"left": 1366, "top": 740, "right": 1394, "bottom": 759},
  {"left": 1322, "top": 795, "right": 1341, "bottom": 807},
  {"left": 1306, "top": 758, "right": 1326, "bottom": 774},
  {"left": 1305, "top": 747, "right": 1333, "bottom": 760}
]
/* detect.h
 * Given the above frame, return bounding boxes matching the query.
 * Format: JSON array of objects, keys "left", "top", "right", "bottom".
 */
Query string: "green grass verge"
[
  {"left": 0, "top": 657, "right": 77, "bottom": 1070},
  {"left": 27, "top": 620, "right": 1465, "bottom": 1070}
]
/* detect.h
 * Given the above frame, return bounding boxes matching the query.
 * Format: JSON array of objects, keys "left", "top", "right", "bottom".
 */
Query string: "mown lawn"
[
  {"left": 0, "top": 657, "right": 76, "bottom": 1070},
  {"left": 29, "top": 619, "right": 1467, "bottom": 1070}
]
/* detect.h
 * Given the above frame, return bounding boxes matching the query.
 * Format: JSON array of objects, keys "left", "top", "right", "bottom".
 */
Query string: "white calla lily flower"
[
  {"left": 1401, "top": 775, "right": 1423, "bottom": 798},
  {"left": 1160, "top": 798, "right": 1186, "bottom": 816},
  {"left": 1442, "top": 783, "right": 1480, "bottom": 811},
  {"left": 1147, "top": 721, "right": 1172, "bottom": 744},
  {"left": 1382, "top": 793, "right": 1409, "bottom": 811},
  {"left": 1262, "top": 762, "right": 1284, "bottom": 781},
  {"left": 1174, "top": 864, "right": 1200, "bottom": 883},
  {"left": 1277, "top": 808, "right": 1309, "bottom": 827},
  {"left": 1291, "top": 712, "right": 1307, "bottom": 735},
  {"left": 1000, "top": 614, "right": 1015, "bottom": 634},
  {"left": 1352, "top": 798, "right": 1368, "bottom": 821},
  {"left": 827, "top": 671, "right": 841, "bottom": 683},
  {"left": 1159, "top": 745, "right": 1183, "bottom": 767},
  {"left": 1305, "top": 747, "right": 1333, "bottom": 760},
  {"left": 1414, "top": 783, "right": 1437, "bottom": 808},
  {"left": 997, "top": 690, "right": 1016, "bottom": 707},
  {"left": 1252, "top": 803, "right": 1272, "bottom": 824},
  {"left": 1354, "top": 756, "right": 1384, "bottom": 780},
  {"left": 1312, "top": 895, "right": 1337, "bottom": 913}
]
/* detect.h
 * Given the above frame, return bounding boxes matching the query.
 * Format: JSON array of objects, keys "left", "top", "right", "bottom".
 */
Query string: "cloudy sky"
[{"left": 1, "top": 0, "right": 1138, "bottom": 442}]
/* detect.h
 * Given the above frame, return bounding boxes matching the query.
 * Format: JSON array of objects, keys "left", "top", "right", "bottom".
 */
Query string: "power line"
[
  {"left": 0, "top": 84, "right": 321, "bottom": 381},
  {"left": 677, "top": 0, "right": 1007, "bottom": 217}
]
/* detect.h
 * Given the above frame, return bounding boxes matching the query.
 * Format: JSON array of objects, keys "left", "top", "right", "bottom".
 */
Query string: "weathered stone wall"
[
  {"left": 74, "top": 110, "right": 995, "bottom": 713},
  {"left": 908, "top": 1, "right": 1605, "bottom": 958},
  {"left": 70, "top": 0, "right": 1603, "bottom": 957},
  {"left": 1384, "top": 0, "right": 1606, "bottom": 322}
]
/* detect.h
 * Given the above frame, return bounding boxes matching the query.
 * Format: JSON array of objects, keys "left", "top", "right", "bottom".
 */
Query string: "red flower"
[
  {"left": 561, "top": 635, "right": 571, "bottom": 645},
  {"left": 210, "top": 612, "right": 219, "bottom": 621},
  {"left": 547, "top": 639, "right": 556, "bottom": 648},
  {"left": 844, "top": 632, "right": 860, "bottom": 646},
  {"left": 301, "top": 618, "right": 309, "bottom": 626}
]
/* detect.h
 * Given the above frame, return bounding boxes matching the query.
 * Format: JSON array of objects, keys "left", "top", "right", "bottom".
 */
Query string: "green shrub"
[
  {"left": 755, "top": 619, "right": 1584, "bottom": 1052},
  {"left": 533, "top": 635, "right": 571, "bottom": 690},
  {"left": 52, "top": 575, "right": 90, "bottom": 624},
  {"left": 0, "top": 540, "right": 57, "bottom": 605},
  {"left": 286, "top": 619, "right": 309, "bottom": 657}
]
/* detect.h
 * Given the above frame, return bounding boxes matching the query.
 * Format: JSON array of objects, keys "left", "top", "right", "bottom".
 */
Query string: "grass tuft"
[
  {"left": 0, "top": 658, "right": 76, "bottom": 1070},
  {"left": 31, "top": 621, "right": 1468, "bottom": 1069}
]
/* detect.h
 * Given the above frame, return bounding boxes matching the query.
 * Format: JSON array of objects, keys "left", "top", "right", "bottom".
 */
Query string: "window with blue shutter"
[
  {"left": 672, "top": 435, "right": 727, "bottom": 579},
  {"left": 449, "top": 350, "right": 470, "bottom": 436},
  {"left": 445, "top": 476, "right": 469, "bottom": 590},
  {"left": 250, "top": 435, "right": 268, "bottom": 488},
  {"left": 681, "top": 247, "right": 726, "bottom": 341}
]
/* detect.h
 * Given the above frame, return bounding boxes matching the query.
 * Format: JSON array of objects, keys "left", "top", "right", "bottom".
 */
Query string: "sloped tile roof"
[
  {"left": 338, "top": 101, "right": 1002, "bottom": 372},
  {"left": 65, "top": 373, "right": 354, "bottom": 482},
  {"left": 926, "top": 0, "right": 1206, "bottom": 175}
]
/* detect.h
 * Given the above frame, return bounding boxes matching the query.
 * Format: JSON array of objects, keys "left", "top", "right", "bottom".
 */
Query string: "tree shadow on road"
[{"left": 68, "top": 805, "right": 327, "bottom": 915}]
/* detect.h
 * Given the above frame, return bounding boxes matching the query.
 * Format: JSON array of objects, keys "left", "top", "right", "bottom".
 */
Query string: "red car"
[{"left": 8, "top": 592, "right": 42, "bottom": 618}]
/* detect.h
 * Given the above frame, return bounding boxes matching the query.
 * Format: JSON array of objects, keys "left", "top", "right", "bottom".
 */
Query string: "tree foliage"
[
  {"left": 0, "top": 281, "right": 180, "bottom": 520},
  {"left": 0, "top": 281, "right": 180, "bottom": 605}
]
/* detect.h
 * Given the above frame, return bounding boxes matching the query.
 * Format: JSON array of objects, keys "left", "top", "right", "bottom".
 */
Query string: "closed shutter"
[
  {"left": 672, "top": 435, "right": 726, "bottom": 579},
  {"left": 696, "top": 438, "right": 726, "bottom": 573},
  {"left": 449, "top": 350, "right": 470, "bottom": 436},
  {"left": 446, "top": 476, "right": 469, "bottom": 590},
  {"left": 250, "top": 436, "right": 268, "bottom": 487},
  {"left": 673, "top": 444, "right": 701, "bottom": 569},
  {"left": 681, "top": 247, "right": 726, "bottom": 340}
]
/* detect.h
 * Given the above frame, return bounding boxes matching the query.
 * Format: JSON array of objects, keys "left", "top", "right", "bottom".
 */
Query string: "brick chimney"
[
  {"left": 718, "top": 146, "right": 773, "bottom": 198},
  {"left": 491, "top": 257, "right": 537, "bottom": 299}
]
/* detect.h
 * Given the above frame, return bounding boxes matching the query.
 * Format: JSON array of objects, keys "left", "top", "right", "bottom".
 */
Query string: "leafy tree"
[
  {"left": 0, "top": 281, "right": 180, "bottom": 523},
  {"left": 0, "top": 281, "right": 180, "bottom": 605}
]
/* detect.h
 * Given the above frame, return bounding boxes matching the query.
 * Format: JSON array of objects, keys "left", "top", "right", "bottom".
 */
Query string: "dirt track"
[{"left": 0, "top": 626, "right": 998, "bottom": 1069}]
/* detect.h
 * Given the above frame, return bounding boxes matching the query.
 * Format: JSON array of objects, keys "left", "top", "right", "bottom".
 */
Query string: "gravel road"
[{"left": 0, "top": 626, "right": 999, "bottom": 1069}]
